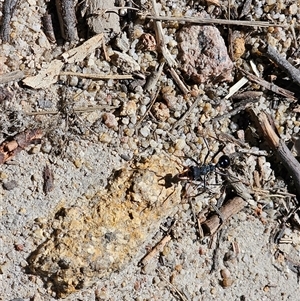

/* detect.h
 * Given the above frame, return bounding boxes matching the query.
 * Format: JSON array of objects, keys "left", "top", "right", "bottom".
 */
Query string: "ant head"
[{"left": 217, "top": 155, "right": 230, "bottom": 169}]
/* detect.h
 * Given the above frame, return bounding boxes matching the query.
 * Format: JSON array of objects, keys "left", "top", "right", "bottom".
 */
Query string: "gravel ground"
[{"left": 1, "top": 0, "right": 300, "bottom": 300}]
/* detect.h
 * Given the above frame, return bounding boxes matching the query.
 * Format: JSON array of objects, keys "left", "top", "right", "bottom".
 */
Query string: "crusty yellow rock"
[{"left": 27, "top": 154, "right": 182, "bottom": 297}]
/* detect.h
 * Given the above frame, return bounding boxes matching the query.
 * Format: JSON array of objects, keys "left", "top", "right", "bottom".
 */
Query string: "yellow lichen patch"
[{"left": 27, "top": 154, "right": 182, "bottom": 298}]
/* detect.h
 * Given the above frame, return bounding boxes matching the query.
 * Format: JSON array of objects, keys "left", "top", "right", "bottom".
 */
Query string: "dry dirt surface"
[{"left": 1, "top": 0, "right": 300, "bottom": 300}]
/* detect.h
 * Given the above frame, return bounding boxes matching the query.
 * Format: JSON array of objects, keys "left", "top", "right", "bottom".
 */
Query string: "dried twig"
[
  {"left": 43, "top": 164, "right": 54, "bottom": 194},
  {"left": 171, "top": 95, "right": 202, "bottom": 130},
  {"left": 212, "top": 97, "right": 259, "bottom": 123},
  {"left": 156, "top": 268, "right": 189, "bottom": 301},
  {"left": 139, "top": 234, "right": 171, "bottom": 267},
  {"left": 27, "top": 105, "right": 118, "bottom": 116},
  {"left": 42, "top": 13, "right": 56, "bottom": 43},
  {"left": 0, "top": 70, "right": 24, "bottom": 84},
  {"left": 60, "top": 71, "right": 133, "bottom": 80},
  {"left": 145, "top": 62, "right": 165, "bottom": 92},
  {"left": 0, "top": 129, "right": 43, "bottom": 164},
  {"left": 249, "top": 108, "right": 300, "bottom": 200},
  {"left": 240, "top": 68, "right": 296, "bottom": 101},
  {"left": 231, "top": 91, "right": 263, "bottom": 100},
  {"left": 135, "top": 88, "right": 160, "bottom": 132},
  {"left": 167, "top": 67, "right": 189, "bottom": 95},
  {"left": 225, "top": 77, "right": 248, "bottom": 99},
  {"left": 201, "top": 197, "right": 246, "bottom": 235},
  {"left": 146, "top": 15, "right": 286, "bottom": 28},
  {"left": 150, "top": 0, "right": 177, "bottom": 68},
  {"left": 55, "top": 0, "right": 78, "bottom": 42},
  {"left": 259, "top": 42, "right": 300, "bottom": 88},
  {"left": 0, "top": 0, "right": 19, "bottom": 42}
]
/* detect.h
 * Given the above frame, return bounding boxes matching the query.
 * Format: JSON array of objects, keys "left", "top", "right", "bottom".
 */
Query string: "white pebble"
[{"left": 140, "top": 126, "right": 150, "bottom": 137}]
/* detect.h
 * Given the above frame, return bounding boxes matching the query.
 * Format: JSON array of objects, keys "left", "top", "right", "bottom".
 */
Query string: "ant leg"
[{"left": 203, "top": 137, "right": 210, "bottom": 164}]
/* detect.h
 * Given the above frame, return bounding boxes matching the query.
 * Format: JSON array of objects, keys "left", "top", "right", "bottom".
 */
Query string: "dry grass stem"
[
  {"left": 60, "top": 71, "right": 133, "bottom": 80},
  {"left": 240, "top": 68, "right": 296, "bottom": 101},
  {"left": 146, "top": 15, "right": 286, "bottom": 27}
]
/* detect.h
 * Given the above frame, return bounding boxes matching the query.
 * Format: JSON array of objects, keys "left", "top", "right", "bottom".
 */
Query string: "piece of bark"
[
  {"left": 0, "top": 129, "right": 43, "bottom": 164},
  {"left": 61, "top": 33, "right": 104, "bottom": 64},
  {"left": 0, "top": 0, "right": 19, "bottom": 42},
  {"left": 201, "top": 197, "right": 246, "bottom": 235},
  {"left": 0, "top": 70, "right": 24, "bottom": 84},
  {"left": 42, "top": 13, "right": 56, "bottom": 43},
  {"left": 43, "top": 164, "right": 54, "bottom": 194},
  {"left": 22, "top": 60, "right": 63, "bottom": 89},
  {"left": 240, "top": 68, "right": 296, "bottom": 101},
  {"left": 139, "top": 234, "right": 171, "bottom": 267},
  {"left": 55, "top": 0, "right": 78, "bottom": 42},
  {"left": 249, "top": 108, "right": 300, "bottom": 200},
  {"left": 259, "top": 42, "right": 300, "bottom": 88}
]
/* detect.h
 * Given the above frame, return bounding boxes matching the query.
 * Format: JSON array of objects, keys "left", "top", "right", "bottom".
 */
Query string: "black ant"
[{"left": 177, "top": 139, "right": 231, "bottom": 190}]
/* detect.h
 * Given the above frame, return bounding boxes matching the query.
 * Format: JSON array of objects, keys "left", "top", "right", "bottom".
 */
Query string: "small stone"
[
  {"left": 74, "top": 158, "right": 82, "bottom": 168},
  {"left": 289, "top": 4, "right": 298, "bottom": 15},
  {"left": 69, "top": 76, "right": 78, "bottom": 87},
  {"left": 102, "top": 112, "right": 118, "bottom": 129},
  {"left": 115, "top": 32, "right": 130, "bottom": 52},
  {"left": 137, "top": 33, "right": 157, "bottom": 51},
  {"left": 152, "top": 102, "right": 170, "bottom": 121},
  {"left": 3, "top": 180, "right": 18, "bottom": 190},
  {"left": 140, "top": 126, "right": 150, "bottom": 137},
  {"left": 177, "top": 15, "right": 233, "bottom": 84},
  {"left": 120, "top": 100, "right": 137, "bottom": 116},
  {"left": 111, "top": 51, "right": 140, "bottom": 73},
  {"left": 175, "top": 138, "right": 186, "bottom": 150}
]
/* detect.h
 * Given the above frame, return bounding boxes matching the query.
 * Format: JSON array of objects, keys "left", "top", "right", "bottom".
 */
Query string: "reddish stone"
[{"left": 177, "top": 24, "right": 233, "bottom": 84}]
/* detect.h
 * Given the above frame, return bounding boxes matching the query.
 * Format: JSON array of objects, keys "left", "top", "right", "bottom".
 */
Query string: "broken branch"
[
  {"left": 259, "top": 42, "right": 300, "bottom": 88},
  {"left": 240, "top": 68, "right": 296, "bottom": 101},
  {"left": 249, "top": 108, "right": 300, "bottom": 200},
  {"left": 201, "top": 197, "right": 246, "bottom": 235}
]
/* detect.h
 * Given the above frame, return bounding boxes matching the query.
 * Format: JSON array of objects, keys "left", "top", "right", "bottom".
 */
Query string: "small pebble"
[
  {"left": 140, "top": 126, "right": 150, "bottom": 137},
  {"left": 103, "top": 112, "right": 118, "bottom": 129},
  {"left": 3, "top": 180, "right": 18, "bottom": 191}
]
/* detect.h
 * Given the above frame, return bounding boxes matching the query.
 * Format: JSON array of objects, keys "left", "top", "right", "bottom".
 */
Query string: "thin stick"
[
  {"left": 0, "top": 0, "right": 19, "bottom": 42},
  {"left": 42, "top": 13, "right": 56, "bottom": 43},
  {"left": 27, "top": 105, "right": 118, "bottom": 115},
  {"left": 168, "top": 67, "right": 189, "bottom": 94},
  {"left": 201, "top": 197, "right": 246, "bottom": 235},
  {"left": 249, "top": 108, "right": 300, "bottom": 200},
  {"left": 240, "top": 68, "right": 296, "bottom": 101},
  {"left": 150, "top": 0, "right": 177, "bottom": 68},
  {"left": 60, "top": 71, "right": 133, "bottom": 80},
  {"left": 212, "top": 98, "right": 259, "bottom": 123},
  {"left": 171, "top": 96, "right": 202, "bottom": 130},
  {"left": 0, "top": 70, "right": 24, "bottom": 84},
  {"left": 146, "top": 15, "right": 286, "bottom": 28},
  {"left": 139, "top": 235, "right": 171, "bottom": 267},
  {"left": 259, "top": 42, "right": 300, "bottom": 88},
  {"left": 55, "top": 0, "right": 78, "bottom": 42},
  {"left": 135, "top": 88, "right": 160, "bottom": 132},
  {"left": 156, "top": 268, "right": 189, "bottom": 301}
]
